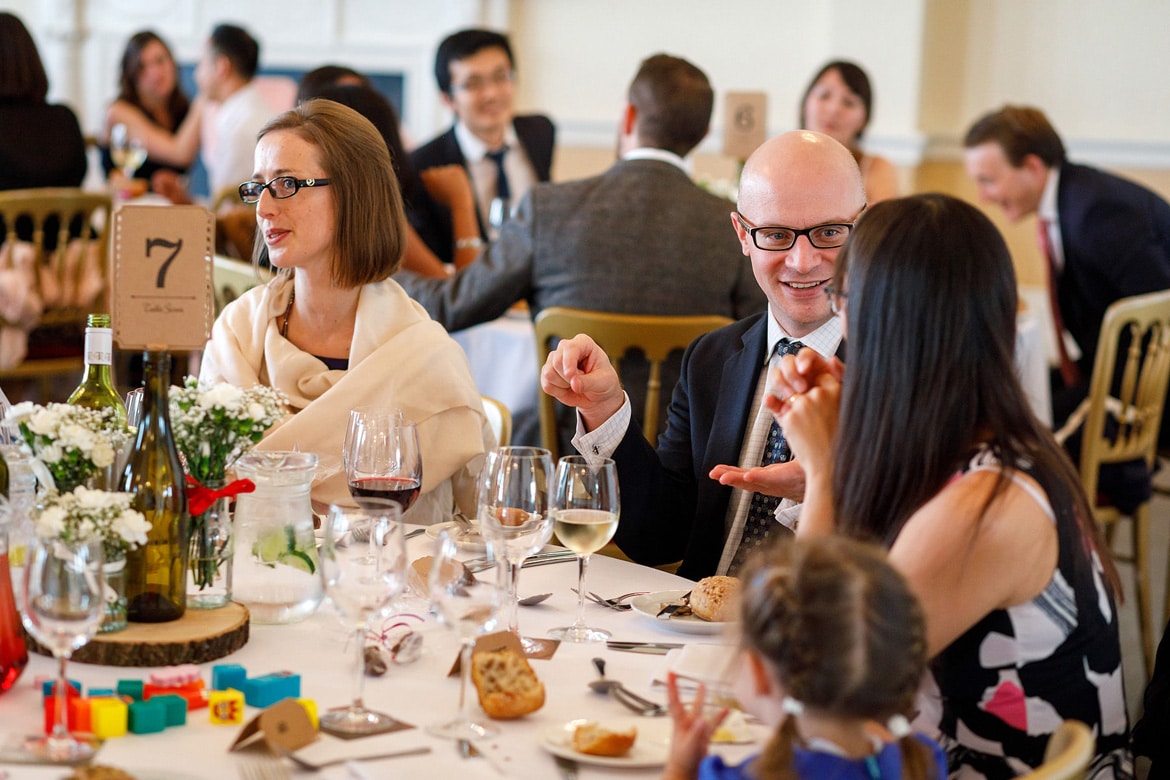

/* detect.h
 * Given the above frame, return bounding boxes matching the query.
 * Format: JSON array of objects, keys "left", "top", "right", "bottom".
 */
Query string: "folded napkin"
[{"left": 652, "top": 643, "right": 738, "bottom": 692}]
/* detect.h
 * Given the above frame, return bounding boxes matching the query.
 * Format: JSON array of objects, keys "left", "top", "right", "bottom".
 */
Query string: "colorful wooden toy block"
[
  {"left": 68, "top": 697, "right": 92, "bottom": 733},
  {"left": 151, "top": 694, "right": 188, "bottom": 727},
  {"left": 40, "top": 679, "right": 81, "bottom": 698},
  {"left": 239, "top": 672, "right": 300, "bottom": 709},
  {"left": 90, "top": 697, "right": 128, "bottom": 738},
  {"left": 211, "top": 664, "right": 247, "bottom": 692},
  {"left": 296, "top": 698, "right": 318, "bottom": 729},
  {"left": 116, "top": 679, "right": 145, "bottom": 701},
  {"left": 208, "top": 689, "right": 245, "bottom": 725},
  {"left": 128, "top": 699, "right": 167, "bottom": 734}
]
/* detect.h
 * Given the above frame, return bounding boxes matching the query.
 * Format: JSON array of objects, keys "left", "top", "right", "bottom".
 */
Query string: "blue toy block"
[
  {"left": 211, "top": 664, "right": 247, "bottom": 692},
  {"left": 41, "top": 679, "right": 81, "bottom": 697},
  {"left": 117, "top": 679, "right": 145, "bottom": 701},
  {"left": 238, "top": 675, "right": 284, "bottom": 709},
  {"left": 88, "top": 688, "right": 115, "bottom": 698},
  {"left": 151, "top": 694, "right": 187, "bottom": 727},
  {"left": 127, "top": 699, "right": 167, "bottom": 734}
]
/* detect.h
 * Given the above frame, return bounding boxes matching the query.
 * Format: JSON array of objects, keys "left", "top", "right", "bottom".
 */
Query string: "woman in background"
[
  {"left": 101, "top": 31, "right": 192, "bottom": 189},
  {"left": 200, "top": 99, "right": 492, "bottom": 519},
  {"left": 0, "top": 12, "right": 86, "bottom": 193},
  {"left": 799, "top": 61, "right": 897, "bottom": 203},
  {"left": 772, "top": 194, "right": 1129, "bottom": 777}
]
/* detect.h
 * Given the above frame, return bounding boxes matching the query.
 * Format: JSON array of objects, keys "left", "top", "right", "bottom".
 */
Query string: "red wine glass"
[{"left": 343, "top": 407, "right": 422, "bottom": 514}]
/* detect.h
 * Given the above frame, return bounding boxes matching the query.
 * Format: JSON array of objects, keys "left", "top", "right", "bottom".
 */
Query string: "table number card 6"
[{"left": 112, "top": 205, "right": 213, "bottom": 350}]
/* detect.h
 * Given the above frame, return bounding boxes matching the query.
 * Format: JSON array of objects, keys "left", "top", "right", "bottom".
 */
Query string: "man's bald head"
[{"left": 731, "top": 131, "right": 866, "bottom": 338}]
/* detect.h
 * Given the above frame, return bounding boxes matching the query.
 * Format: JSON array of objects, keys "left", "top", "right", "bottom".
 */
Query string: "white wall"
[{"left": 11, "top": 0, "right": 1170, "bottom": 169}]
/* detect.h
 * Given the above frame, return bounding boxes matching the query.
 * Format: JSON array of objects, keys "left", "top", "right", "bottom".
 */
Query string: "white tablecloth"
[
  {"left": 1016, "top": 310, "right": 1053, "bottom": 427},
  {"left": 0, "top": 535, "right": 755, "bottom": 779},
  {"left": 452, "top": 310, "right": 539, "bottom": 424}
]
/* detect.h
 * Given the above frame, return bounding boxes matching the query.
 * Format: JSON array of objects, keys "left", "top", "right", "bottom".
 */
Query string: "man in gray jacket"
[{"left": 396, "top": 53, "right": 766, "bottom": 443}]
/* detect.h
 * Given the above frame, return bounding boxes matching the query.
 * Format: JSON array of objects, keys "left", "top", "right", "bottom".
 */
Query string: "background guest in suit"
[
  {"left": 800, "top": 60, "right": 898, "bottom": 204},
  {"left": 963, "top": 105, "right": 1170, "bottom": 433},
  {"left": 409, "top": 27, "right": 555, "bottom": 263},
  {"left": 100, "top": 31, "right": 191, "bottom": 191},
  {"left": 0, "top": 12, "right": 87, "bottom": 195},
  {"left": 539, "top": 130, "right": 864, "bottom": 578},
  {"left": 398, "top": 53, "right": 766, "bottom": 446}
]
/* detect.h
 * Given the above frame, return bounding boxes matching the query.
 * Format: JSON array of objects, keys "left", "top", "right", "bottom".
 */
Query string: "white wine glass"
[
  {"left": 476, "top": 447, "right": 553, "bottom": 652},
  {"left": 548, "top": 456, "right": 620, "bottom": 643},
  {"left": 343, "top": 407, "right": 423, "bottom": 514},
  {"left": 21, "top": 535, "right": 104, "bottom": 762},
  {"left": 427, "top": 530, "right": 503, "bottom": 741},
  {"left": 318, "top": 498, "right": 408, "bottom": 736},
  {"left": 109, "top": 123, "right": 147, "bottom": 181}
]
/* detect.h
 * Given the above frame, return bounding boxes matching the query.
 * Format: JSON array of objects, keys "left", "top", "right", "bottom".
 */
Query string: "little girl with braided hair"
[{"left": 663, "top": 536, "right": 946, "bottom": 780}]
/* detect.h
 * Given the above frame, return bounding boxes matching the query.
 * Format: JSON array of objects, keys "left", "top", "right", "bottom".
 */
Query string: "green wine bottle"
[
  {"left": 120, "top": 349, "right": 188, "bottom": 623},
  {"left": 0, "top": 447, "right": 8, "bottom": 498},
  {"left": 67, "top": 314, "right": 127, "bottom": 430}
]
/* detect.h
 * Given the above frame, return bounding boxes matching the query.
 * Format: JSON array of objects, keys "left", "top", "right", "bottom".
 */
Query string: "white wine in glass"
[
  {"left": 109, "top": 123, "right": 147, "bottom": 180},
  {"left": 548, "top": 456, "right": 619, "bottom": 643}
]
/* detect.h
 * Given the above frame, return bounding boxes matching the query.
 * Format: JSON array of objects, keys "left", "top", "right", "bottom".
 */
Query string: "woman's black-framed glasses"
[
  {"left": 238, "top": 176, "right": 331, "bottom": 204},
  {"left": 824, "top": 284, "right": 848, "bottom": 316}
]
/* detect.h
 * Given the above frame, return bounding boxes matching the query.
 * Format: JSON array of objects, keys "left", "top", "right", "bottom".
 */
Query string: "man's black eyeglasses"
[{"left": 239, "top": 176, "right": 331, "bottom": 204}]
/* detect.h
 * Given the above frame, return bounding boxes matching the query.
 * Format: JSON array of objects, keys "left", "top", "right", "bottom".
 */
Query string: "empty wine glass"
[
  {"left": 124, "top": 388, "right": 144, "bottom": 430},
  {"left": 21, "top": 535, "right": 104, "bottom": 762},
  {"left": 427, "top": 530, "right": 503, "bottom": 740},
  {"left": 318, "top": 498, "right": 408, "bottom": 736},
  {"left": 343, "top": 407, "right": 423, "bottom": 515},
  {"left": 109, "top": 123, "right": 147, "bottom": 181},
  {"left": 548, "top": 456, "right": 620, "bottom": 643},
  {"left": 477, "top": 447, "right": 553, "bottom": 652}
]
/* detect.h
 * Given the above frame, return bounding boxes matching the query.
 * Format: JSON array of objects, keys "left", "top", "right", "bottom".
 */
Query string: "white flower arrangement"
[
  {"left": 5, "top": 402, "right": 130, "bottom": 493},
  {"left": 35, "top": 485, "right": 150, "bottom": 559},
  {"left": 169, "top": 378, "right": 288, "bottom": 484}
]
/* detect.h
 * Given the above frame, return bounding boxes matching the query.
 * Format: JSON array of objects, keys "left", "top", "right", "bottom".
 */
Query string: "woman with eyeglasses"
[
  {"left": 770, "top": 195, "right": 1130, "bottom": 777},
  {"left": 199, "top": 99, "right": 493, "bottom": 522}
]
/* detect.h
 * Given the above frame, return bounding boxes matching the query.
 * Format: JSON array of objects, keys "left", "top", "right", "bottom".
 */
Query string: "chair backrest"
[
  {"left": 533, "top": 306, "right": 733, "bottom": 458},
  {"left": 1077, "top": 290, "right": 1170, "bottom": 504},
  {"left": 212, "top": 255, "right": 272, "bottom": 313},
  {"left": 1016, "top": 720, "right": 1095, "bottom": 780},
  {"left": 481, "top": 395, "right": 512, "bottom": 448},
  {"left": 0, "top": 187, "right": 113, "bottom": 330}
]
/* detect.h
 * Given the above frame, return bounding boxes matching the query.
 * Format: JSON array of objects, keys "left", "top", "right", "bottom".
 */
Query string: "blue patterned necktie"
[{"left": 728, "top": 339, "right": 803, "bottom": 575}]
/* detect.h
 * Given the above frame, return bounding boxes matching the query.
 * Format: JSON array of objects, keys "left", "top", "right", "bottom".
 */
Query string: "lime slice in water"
[{"left": 277, "top": 549, "right": 315, "bottom": 574}]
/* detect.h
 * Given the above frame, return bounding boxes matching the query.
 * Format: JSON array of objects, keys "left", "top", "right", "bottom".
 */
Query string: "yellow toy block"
[
  {"left": 296, "top": 698, "right": 318, "bottom": 729},
  {"left": 90, "top": 697, "right": 128, "bottom": 738},
  {"left": 208, "top": 689, "right": 245, "bottom": 725}
]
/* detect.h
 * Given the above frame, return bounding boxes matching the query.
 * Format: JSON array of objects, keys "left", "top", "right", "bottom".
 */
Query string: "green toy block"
[
  {"left": 128, "top": 699, "right": 167, "bottom": 734},
  {"left": 151, "top": 694, "right": 187, "bottom": 727},
  {"left": 116, "top": 679, "right": 145, "bottom": 701}
]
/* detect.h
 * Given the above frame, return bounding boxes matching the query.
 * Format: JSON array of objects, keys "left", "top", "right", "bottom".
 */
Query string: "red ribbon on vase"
[{"left": 185, "top": 475, "right": 256, "bottom": 516}]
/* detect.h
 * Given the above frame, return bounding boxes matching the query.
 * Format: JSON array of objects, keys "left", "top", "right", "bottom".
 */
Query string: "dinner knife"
[{"left": 606, "top": 641, "right": 684, "bottom": 655}]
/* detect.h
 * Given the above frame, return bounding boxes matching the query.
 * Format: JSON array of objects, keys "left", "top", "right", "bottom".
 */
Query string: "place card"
[
  {"left": 230, "top": 698, "right": 316, "bottom": 753},
  {"left": 446, "top": 630, "right": 558, "bottom": 676},
  {"left": 722, "top": 91, "right": 768, "bottom": 161},
  {"left": 112, "top": 204, "right": 213, "bottom": 350}
]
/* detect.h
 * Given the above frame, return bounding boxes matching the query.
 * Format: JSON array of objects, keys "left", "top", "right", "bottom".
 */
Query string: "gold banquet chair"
[
  {"left": 212, "top": 255, "right": 272, "bottom": 314},
  {"left": 0, "top": 188, "right": 113, "bottom": 399},
  {"left": 533, "top": 307, "right": 733, "bottom": 459},
  {"left": 1016, "top": 720, "right": 1095, "bottom": 780},
  {"left": 1054, "top": 289, "right": 1170, "bottom": 676},
  {"left": 481, "top": 395, "right": 513, "bottom": 448}
]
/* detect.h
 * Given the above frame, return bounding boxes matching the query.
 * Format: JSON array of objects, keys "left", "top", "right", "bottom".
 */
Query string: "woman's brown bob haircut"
[{"left": 255, "top": 98, "right": 406, "bottom": 288}]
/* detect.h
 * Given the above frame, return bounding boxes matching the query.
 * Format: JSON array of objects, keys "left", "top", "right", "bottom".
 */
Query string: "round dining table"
[{"left": 0, "top": 530, "right": 760, "bottom": 779}]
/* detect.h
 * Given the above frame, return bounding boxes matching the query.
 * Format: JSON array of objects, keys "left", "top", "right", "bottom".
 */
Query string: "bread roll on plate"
[
  {"left": 572, "top": 721, "right": 638, "bottom": 757},
  {"left": 471, "top": 647, "right": 545, "bottom": 719},
  {"left": 689, "top": 575, "right": 740, "bottom": 622}
]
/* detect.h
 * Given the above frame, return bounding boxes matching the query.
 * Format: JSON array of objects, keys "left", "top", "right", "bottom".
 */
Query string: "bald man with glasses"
[{"left": 541, "top": 131, "right": 865, "bottom": 579}]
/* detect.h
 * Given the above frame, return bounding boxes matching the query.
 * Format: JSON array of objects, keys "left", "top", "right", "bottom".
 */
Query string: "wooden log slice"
[{"left": 27, "top": 602, "right": 250, "bottom": 667}]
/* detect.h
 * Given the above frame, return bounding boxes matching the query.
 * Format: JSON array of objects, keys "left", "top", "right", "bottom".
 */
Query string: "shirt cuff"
[
  {"left": 775, "top": 499, "right": 802, "bottom": 532},
  {"left": 572, "top": 394, "right": 632, "bottom": 462}
]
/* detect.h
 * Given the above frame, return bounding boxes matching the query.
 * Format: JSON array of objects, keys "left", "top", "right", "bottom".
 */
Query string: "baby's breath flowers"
[
  {"left": 169, "top": 379, "right": 288, "bottom": 484},
  {"left": 5, "top": 402, "right": 130, "bottom": 493},
  {"left": 35, "top": 485, "right": 150, "bottom": 560}
]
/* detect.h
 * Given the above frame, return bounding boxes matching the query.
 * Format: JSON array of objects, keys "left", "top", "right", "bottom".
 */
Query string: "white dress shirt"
[{"left": 454, "top": 121, "right": 537, "bottom": 237}]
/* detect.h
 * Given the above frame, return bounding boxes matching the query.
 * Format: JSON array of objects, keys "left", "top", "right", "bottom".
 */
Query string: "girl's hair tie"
[
  {"left": 887, "top": 714, "right": 912, "bottom": 739},
  {"left": 781, "top": 696, "right": 804, "bottom": 717}
]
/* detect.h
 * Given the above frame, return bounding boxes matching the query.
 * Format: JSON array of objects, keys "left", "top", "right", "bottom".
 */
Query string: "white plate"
[
  {"left": 541, "top": 718, "right": 670, "bottom": 768},
  {"left": 630, "top": 590, "right": 737, "bottom": 635},
  {"left": 425, "top": 521, "right": 487, "bottom": 553}
]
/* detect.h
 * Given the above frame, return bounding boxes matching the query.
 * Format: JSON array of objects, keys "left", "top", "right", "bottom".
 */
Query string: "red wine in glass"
[{"left": 348, "top": 476, "right": 421, "bottom": 511}]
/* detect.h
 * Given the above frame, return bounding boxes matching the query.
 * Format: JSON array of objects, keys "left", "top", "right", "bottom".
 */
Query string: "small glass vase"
[
  {"left": 100, "top": 552, "right": 128, "bottom": 634},
  {"left": 187, "top": 486, "right": 233, "bottom": 610}
]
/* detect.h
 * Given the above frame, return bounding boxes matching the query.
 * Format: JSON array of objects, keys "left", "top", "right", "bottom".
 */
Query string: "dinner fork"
[
  {"left": 236, "top": 753, "right": 290, "bottom": 780},
  {"left": 554, "top": 753, "right": 580, "bottom": 780}
]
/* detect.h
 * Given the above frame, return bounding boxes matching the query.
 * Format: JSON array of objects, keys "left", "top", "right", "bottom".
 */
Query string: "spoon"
[
  {"left": 588, "top": 656, "right": 620, "bottom": 694},
  {"left": 518, "top": 592, "right": 553, "bottom": 607}
]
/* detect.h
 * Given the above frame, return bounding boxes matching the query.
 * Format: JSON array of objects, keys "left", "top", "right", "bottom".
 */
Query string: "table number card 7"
[{"left": 112, "top": 205, "right": 213, "bottom": 350}]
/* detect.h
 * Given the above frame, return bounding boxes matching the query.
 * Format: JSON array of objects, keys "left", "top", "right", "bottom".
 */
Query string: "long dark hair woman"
[{"left": 772, "top": 194, "right": 1130, "bottom": 778}]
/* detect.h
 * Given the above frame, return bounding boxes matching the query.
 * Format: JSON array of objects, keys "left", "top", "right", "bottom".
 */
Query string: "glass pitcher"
[{"left": 231, "top": 451, "right": 322, "bottom": 624}]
